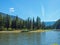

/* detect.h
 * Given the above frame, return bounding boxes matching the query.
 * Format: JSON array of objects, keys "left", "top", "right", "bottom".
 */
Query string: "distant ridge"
[
  {"left": 0, "top": 12, "right": 23, "bottom": 20},
  {"left": 0, "top": 12, "right": 15, "bottom": 18},
  {"left": 45, "top": 21, "right": 55, "bottom": 26}
]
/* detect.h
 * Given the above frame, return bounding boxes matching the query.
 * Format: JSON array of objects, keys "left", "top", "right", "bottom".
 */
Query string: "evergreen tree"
[
  {"left": 41, "top": 22, "right": 45, "bottom": 29},
  {"left": 11, "top": 16, "right": 19, "bottom": 29},
  {"left": 32, "top": 17, "right": 35, "bottom": 30},
  {"left": 29, "top": 19, "right": 32, "bottom": 30},
  {"left": 26, "top": 17, "right": 30, "bottom": 29},
  {"left": 15, "top": 16, "right": 19, "bottom": 29},
  {"left": 0, "top": 14, "right": 3, "bottom": 30},
  {"left": 4, "top": 14, "right": 11, "bottom": 30},
  {"left": 36, "top": 16, "right": 41, "bottom": 29},
  {"left": 53, "top": 19, "right": 60, "bottom": 29},
  {"left": 11, "top": 19, "right": 16, "bottom": 29}
]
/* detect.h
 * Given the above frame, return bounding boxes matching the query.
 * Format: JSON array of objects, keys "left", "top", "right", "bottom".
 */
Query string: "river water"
[{"left": 0, "top": 30, "right": 60, "bottom": 45}]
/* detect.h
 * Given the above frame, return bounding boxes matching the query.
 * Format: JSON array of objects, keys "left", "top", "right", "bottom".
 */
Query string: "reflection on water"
[{"left": 0, "top": 30, "right": 60, "bottom": 45}]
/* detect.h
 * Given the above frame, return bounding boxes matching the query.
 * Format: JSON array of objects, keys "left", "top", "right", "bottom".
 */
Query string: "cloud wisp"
[
  {"left": 41, "top": 4, "right": 45, "bottom": 17},
  {"left": 9, "top": 8, "right": 15, "bottom": 13}
]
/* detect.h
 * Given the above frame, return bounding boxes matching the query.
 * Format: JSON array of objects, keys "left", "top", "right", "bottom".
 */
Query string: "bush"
[
  {"left": 0, "top": 26, "right": 4, "bottom": 31},
  {"left": 8, "top": 28, "right": 12, "bottom": 31}
]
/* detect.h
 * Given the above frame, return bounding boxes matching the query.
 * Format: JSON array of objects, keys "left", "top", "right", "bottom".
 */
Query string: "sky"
[{"left": 0, "top": 0, "right": 60, "bottom": 22}]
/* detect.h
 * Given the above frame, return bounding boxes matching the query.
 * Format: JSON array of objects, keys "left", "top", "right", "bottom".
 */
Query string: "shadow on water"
[{"left": 0, "top": 33, "right": 10, "bottom": 45}]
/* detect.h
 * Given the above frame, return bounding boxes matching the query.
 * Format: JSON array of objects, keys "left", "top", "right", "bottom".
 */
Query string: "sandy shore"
[
  {"left": 0, "top": 30, "right": 50, "bottom": 33},
  {"left": 30, "top": 30, "right": 45, "bottom": 32},
  {"left": 0, "top": 30, "right": 22, "bottom": 33}
]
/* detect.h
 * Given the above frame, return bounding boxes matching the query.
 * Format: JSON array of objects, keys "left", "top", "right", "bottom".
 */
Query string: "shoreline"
[
  {"left": 0, "top": 30, "right": 51, "bottom": 33},
  {"left": 0, "top": 30, "right": 22, "bottom": 33},
  {"left": 30, "top": 30, "right": 45, "bottom": 32}
]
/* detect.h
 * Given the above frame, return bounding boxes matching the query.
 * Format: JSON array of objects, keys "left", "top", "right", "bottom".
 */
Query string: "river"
[{"left": 0, "top": 30, "right": 60, "bottom": 45}]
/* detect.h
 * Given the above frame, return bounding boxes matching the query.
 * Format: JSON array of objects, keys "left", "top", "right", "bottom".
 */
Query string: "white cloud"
[{"left": 9, "top": 8, "right": 15, "bottom": 13}]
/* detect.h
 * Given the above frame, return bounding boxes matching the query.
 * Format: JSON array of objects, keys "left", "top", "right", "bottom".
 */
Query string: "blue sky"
[{"left": 0, "top": 0, "right": 60, "bottom": 21}]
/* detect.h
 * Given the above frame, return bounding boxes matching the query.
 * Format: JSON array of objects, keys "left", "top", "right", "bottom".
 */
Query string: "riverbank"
[
  {"left": 30, "top": 30, "right": 45, "bottom": 32},
  {"left": 0, "top": 30, "right": 22, "bottom": 33},
  {"left": 0, "top": 29, "right": 51, "bottom": 33}
]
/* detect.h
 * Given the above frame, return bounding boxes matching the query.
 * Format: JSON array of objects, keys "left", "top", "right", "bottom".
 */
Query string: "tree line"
[
  {"left": 0, "top": 14, "right": 45, "bottom": 31},
  {"left": 0, "top": 14, "right": 60, "bottom": 31}
]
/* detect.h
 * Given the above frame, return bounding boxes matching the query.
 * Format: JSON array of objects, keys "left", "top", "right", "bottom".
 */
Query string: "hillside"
[
  {"left": 0, "top": 12, "right": 55, "bottom": 26},
  {"left": 45, "top": 21, "right": 55, "bottom": 26},
  {"left": 0, "top": 12, "right": 23, "bottom": 20}
]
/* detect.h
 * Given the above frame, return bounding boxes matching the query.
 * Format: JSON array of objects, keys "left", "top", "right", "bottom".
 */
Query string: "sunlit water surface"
[{"left": 0, "top": 30, "right": 60, "bottom": 45}]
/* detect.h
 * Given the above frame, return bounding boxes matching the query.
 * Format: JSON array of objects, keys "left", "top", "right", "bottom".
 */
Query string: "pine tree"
[
  {"left": 4, "top": 14, "right": 11, "bottom": 30},
  {"left": 32, "top": 17, "right": 35, "bottom": 30},
  {"left": 36, "top": 16, "right": 41, "bottom": 29},
  {"left": 41, "top": 22, "right": 45, "bottom": 29},
  {"left": 11, "top": 16, "right": 19, "bottom": 29},
  {"left": 0, "top": 14, "right": 3, "bottom": 30},
  {"left": 26, "top": 17, "right": 30, "bottom": 29},
  {"left": 15, "top": 16, "right": 19, "bottom": 29}
]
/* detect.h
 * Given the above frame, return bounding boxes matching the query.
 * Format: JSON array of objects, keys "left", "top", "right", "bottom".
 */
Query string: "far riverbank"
[{"left": 0, "top": 29, "right": 52, "bottom": 33}]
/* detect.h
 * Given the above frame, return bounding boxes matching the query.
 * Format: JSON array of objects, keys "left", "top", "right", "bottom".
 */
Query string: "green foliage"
[
  {"left": 3, "top": 14, "right": 11, "bottom": 30},
  {"left": 0, "top": 13, "right": 47, "bottom": 31},
  {"left": 36, "top": 16, "right": 41, "bottom": 29},
  {"left": 32, "top": 17, "right": 35, "bottom": 30},
  {"left": 53, "top": 19, "right": 60, "bottom": 29},
  {"left": 41, "top": 22, "right": 45, "bottom": 29},
  {"left": 8, "top": 28, "right": 12, "bottom": 31},
  {"left": 0, "top": 12, "right": 60, "bottom": 30},
  {"left": 0, "top": 14, "right": 3, "bottom": 31}
]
